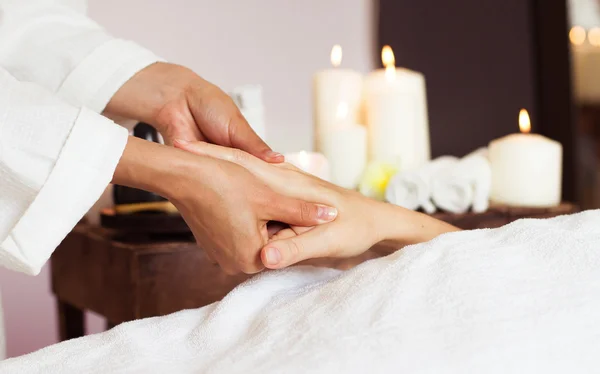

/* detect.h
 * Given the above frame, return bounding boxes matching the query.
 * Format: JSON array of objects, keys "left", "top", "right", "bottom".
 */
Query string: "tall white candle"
[
  {"left": 363, "top": 46, "right": 430, "bottom": 171},
  {"left": 489, "top": 109, "right": 563, "bottom": 207},
  {"left": 313, "top": 45, "right": 363, "bottom": 154},
  {"left": 324, "top": 102, "right": 367, "bottom": 189}
]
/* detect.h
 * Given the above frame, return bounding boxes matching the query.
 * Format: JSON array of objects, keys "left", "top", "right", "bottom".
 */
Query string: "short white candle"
[
  {"left": 324, "top": 102, "right": 367, "bottom": 189},
  {"left": 284, "top": 151, "right": 331, "bottom": 181},
  {"left": 313, "top": 45, "right": 363, "bottom": 153},
  {"left": 363, "top": 45, "right": 430, "bottom": 170},
  {"left": 489, "top": 109, "right": 563, "bottom": 207}
]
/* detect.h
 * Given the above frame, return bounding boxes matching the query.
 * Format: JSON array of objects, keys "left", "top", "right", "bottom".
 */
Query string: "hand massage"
[{"left": 1, "top": 0, "right": 600, "bottom": 372}]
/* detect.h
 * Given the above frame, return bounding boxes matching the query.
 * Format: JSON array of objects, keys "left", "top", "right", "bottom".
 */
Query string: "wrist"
[
  {"left": 377, "top": 204, "right": 460, "bottom": 248},
  {"left": 112, "top": 136, "right": 201, "bottom": 200}
]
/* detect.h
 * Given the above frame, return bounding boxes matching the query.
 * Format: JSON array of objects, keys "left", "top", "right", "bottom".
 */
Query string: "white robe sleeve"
[
  {"left": 0, "top": 0, "right": 162, "bottom": 112},
  {"left": 0, "top": 67, "right": 128, "bottom": 275}
]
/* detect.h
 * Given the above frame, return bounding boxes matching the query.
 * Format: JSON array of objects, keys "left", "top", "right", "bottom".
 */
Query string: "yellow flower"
[{"left": 358, "top": 161, "right": 399, "bottom": 201}]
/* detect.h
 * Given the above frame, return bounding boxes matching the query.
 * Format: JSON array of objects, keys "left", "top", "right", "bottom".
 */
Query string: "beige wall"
[{"left": 0, "top": 0, "right": 375, "bottom": 357}]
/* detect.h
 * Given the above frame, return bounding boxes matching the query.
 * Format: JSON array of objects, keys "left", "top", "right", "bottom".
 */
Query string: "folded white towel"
[
  {"left": 431, "top": 148, "right": 491, "bottom": 213},
  {"left": 2, "top": 211, "right": 600, "bottom": 373},
  {"left": 385, "top": 156, "right": 458, "bottom": 213}
]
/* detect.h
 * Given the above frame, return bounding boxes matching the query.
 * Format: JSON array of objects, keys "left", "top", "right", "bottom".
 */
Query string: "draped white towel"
[
  {"left": 431, "top": 148, "right": 491, "bottom": 213},
  {"left": 385, "top": 156, "right": 458, "bottom": 213},
  {"left": 2, "top": 211, "right": 600, "bottom": 373}
]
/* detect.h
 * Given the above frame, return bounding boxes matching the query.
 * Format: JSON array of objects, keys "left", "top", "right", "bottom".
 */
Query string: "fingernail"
[
  {"left": 264, "top": 247, "right": 281, "bottom": 265},
  {"left": 268, "top": 151, "right": 284, "bottom": 161},
  {"left": 174, "top": 139, "right": 189, "bottom": 146},
  {"left": 317, "top": 205, "right": 338, "bottom": 222}
]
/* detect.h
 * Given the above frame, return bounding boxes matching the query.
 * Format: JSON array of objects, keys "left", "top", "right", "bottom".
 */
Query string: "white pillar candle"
[
  {"left": 324, "top": 102, "right": 368, "bottom": 189},
  {"left": 284, "top": 151, "right": 331, "bottom": 181},
  {"left": 489, "top": 109, "right": 563, "bottom": 207},
  {"left": 570, "top": 26, "right": 600, "bottom": 104},
  {"left": 363, "top": 46, "right": 430, "bottom": 171},
  {"left": 313, "top": 45, "right": 363, "bottom": 153}
]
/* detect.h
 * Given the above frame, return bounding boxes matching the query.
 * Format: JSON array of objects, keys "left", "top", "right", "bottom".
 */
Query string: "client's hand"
[
  {"left": 175, "top": 141, "right": 458, "bottom": 269},
  {"left": 113, "top": 137, "right": 338, "bottom": 274}
]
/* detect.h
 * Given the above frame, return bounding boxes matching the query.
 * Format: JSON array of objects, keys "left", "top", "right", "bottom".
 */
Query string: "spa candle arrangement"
[
  {"left": 489, "top": 109, "right": 562, "bottom": 207},
  {"left": 284, "top": 151, "right": 331, "bottom": 181},
  {"left": 313, "top": 45, "right": 363, "bottom": 154},
  {"left": 570, "top": 26, "right": 600, "bottom": 104},
  {"left": 363, "top": 46, "right": 431, "bottom": 170},
  {"left": 324, "top": 102, "right": 367, "bottom": 189}
]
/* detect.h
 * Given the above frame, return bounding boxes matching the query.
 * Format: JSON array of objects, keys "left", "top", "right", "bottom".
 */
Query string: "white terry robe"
[{"left": 0, "top": 0, "right": 161, "bottom": 358}]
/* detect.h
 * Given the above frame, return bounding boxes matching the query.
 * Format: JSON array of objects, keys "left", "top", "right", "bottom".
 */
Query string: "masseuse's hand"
[
  {"left": 105, "top": 62, "right": 282, "bottom": 162},
  {"left": 113, "top": 137, "right": 337, "bottom": 274}
]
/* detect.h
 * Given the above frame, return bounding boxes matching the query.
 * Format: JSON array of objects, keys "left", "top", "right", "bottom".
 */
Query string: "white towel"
[
  {"left": 3, "top": 211, "right": 600, "bottom": 373},
  {"left": 386, "top": 156, "right": 458, "bottom": 213},
  {"left": 432, "top": 148, "right": 491, "bottom": 213}
]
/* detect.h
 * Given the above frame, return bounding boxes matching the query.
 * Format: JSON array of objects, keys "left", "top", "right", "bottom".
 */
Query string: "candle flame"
[
  {"left": 519, "top": 109, "right": 531, "bottom": 134},
  {"left": 336, "top": 102, "right": 349, "bottom": 121},
  {"left": 382, "top": 45, "right": 396, "bottom": 80},
  {"left": 589, "top": 27, "right": 600, "bottom": 47},
  {"left": 570, "top": 26, "right": 586, "bottom": 46},
  {"left": 381, "top": 45, "right": 395, "bottom": 68},
  {"left": 331, "top": 44, "right": 342, "bottom": 67}
]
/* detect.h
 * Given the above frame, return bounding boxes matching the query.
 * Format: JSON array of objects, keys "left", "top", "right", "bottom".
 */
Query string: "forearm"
[
  {"left": 112, "top": 136, "right": 202, "bottom": 200},
  {"left": 374, "top": 204, "right": 460, "bottom": 254}
]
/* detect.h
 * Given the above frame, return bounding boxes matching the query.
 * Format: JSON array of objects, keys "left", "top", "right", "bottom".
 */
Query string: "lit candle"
[
  {"left": 489, "top": 109, "right": 563, "bottom": 207},
  {"left": 324, "top": 102, "right": 368, "bottom": 189},
  {"left": 313, "top": 45, "right": 363, "bottom": 153},
  {"left": 284, "top": 150, "right": 331, "bottom": 181},
  {"left": 363, "top": 45, "right": 430, "bottom": 171},
  {"left": 571, "top": 26, "right": 600, "bottom": 103}
]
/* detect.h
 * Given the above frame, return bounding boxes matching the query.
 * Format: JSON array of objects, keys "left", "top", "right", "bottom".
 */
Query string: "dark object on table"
[
  {"left": 52, "top": 203, "right": 578, "bottom": 341},
  {"left": 100, "top": 207, "right": 189, "bottom": 235}
]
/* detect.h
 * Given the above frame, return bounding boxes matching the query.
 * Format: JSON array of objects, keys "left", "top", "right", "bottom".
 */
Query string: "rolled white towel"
[
  {"left": 431, "top": 148, "right": 491, "bottom": 214},
  {"left": 385, "top": 172, "right": 428, "bottom": 211},
  {"left": 461, "top": 148, "right": 492, "bottom": 213},
  {"left": 386, "top": 156, "right": 458, "bottom": 213}
]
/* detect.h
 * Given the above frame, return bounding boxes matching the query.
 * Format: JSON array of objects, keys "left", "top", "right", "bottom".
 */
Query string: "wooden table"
[{"left": 51, "top": 203, "right": 577, "bottom": 341}]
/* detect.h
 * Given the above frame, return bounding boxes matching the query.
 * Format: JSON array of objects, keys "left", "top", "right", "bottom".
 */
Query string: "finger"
[
  {"left": 261, "top": 225, "right": 333, "bottom": 269},
  {"left": 174, "top": 141, "right": 279, "bottom": 186},
  {"left": 267, "top": 196, "right": 337, "bottom": 227},
  {"left": 156, "top": 103, "right": 204, "bottom": 145},
  {"left": 290, "top": 225, "right": 313, "bottom": 235},
  {"left": 228, "top": 114, "right": 283, "bottom": 163},
  {"left": 268, "top": 227, "right": 297, "bottom": 242},
  {"left": 174, "top": 140, "right": 254, "bottom": 167},
  {"left": 204, "top": 248, "right": 218, "bottom": 265}
]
